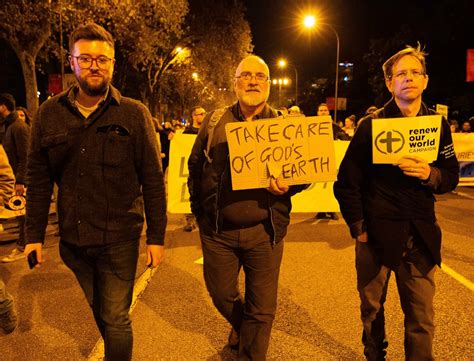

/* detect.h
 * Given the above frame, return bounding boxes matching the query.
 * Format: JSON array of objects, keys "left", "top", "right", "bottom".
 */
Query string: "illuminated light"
[
  {"left": 278, "top": 79, "right": 283, "bottom": 84},
  {"left": 283, "top": 78, "right": 289, "bottom": 85},
  {"left": 192, "top": 72, "right": 198, "bottom": 80},
  {"left": 278, "top": 59, "right": 287, "bottom": 68},
  {"left": 272, "top": 79, "right": 278, "bottom": 85},
  {"left": 175, "top": 46, "right": 183, "bottom": 53},
  {"left": 303, "top": 15, "right": 316, "bottom": 28}
]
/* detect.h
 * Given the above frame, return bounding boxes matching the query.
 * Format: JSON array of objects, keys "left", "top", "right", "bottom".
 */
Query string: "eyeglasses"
[
  {"left": 235, "top": 71, "right": 269, "bottom": 83},
  {"left": 391, "top": 69, "right": 425, "bottom": 80},
  {"left": 71, "top": 55, "right": 114, "bottom": 70}
]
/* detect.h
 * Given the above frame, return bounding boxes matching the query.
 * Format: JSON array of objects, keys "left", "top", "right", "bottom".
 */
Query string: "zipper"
[{"left": 214, "top": 154, "right": 229, "bottom": 233}]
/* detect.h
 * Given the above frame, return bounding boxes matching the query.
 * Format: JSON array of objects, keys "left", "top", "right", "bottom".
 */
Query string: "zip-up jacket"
[
  {"left": 187, "top": 102, "right": 307, "bottom": 244},
  {"left": 1, "top": 111, "right": 30, "bottom": 184},
  {"left": 334, "top": 99, "right": 459, "bottom": 267}
]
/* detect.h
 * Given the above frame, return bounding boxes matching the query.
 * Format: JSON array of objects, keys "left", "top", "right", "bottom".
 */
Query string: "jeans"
[
  {"left": 0, "top": 278, "right": 14, "bottom": 314},
  {"left": 356, "top": 236, "right": 436, "bottom": 361},
  {"left": 199, "top": 219, "right": 284, "bottom": 361},
  {"left": 59, "top": 239, "right": 139, "bottom": 361}
]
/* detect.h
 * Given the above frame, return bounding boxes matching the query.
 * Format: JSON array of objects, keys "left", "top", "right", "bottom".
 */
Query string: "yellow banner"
[
  {"left": 372, "top": 115, "right": 442, "bottom": 164},
  {"left": 225, "top": 116, "right": 337, "bottom": 190},
  {"left": 167, "top": 134, "right": 348, "bottom": 213},
  {"left": 453, "top": 133, "right": 474, "bottom": 186}
]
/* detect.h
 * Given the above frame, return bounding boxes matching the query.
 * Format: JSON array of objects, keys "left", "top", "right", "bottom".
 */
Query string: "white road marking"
[{"left": 441, "top": 263, "right": 474, "bottom": 291}]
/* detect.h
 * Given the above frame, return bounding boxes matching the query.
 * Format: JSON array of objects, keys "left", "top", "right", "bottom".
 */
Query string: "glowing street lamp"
[
  {"left": 303, "top": 14, "right": 340, "bottom": 121},
  {"left": 278, "top": 58, "right": 299, "bottom": 105},
  {"left": 303, "top": 15, "right": 316, "bottom": 29}
]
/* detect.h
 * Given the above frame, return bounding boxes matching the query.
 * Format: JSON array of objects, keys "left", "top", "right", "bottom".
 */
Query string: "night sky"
[{"left": 243, "top": 0, "right": 474, "bottom": 117}]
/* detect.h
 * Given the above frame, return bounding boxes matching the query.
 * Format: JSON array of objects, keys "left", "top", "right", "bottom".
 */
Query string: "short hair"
[
  {"left": 382, "top": 43, "right": 428, "bottom": 80},
  {"left": 0, "top": 93, "right": 15, "bottom": 111},
  {"left": 69, "top": 23, "right": 114, "bottom": 54},
  {"left": 190, "top": 106, "right": 204, "bottom": 115},
  {"left": 317, "top": 103, "right": 328, "bottom": 110}
]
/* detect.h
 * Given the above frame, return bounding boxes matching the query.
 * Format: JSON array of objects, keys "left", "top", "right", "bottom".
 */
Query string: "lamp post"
[
  {"left": 272, "top": 78, "right": 289, "bottom": 107},
  {"left": 303, "top": 15, "right": 340, "bottom": 122},
  {"left": 278, "top": 59, "right": 298, "bottom": 105}
]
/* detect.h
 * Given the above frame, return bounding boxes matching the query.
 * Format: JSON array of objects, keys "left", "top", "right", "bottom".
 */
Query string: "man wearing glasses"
[
  {"left": 334, "top": 45, "right": 459, "bottom": 360},
  {"left": 188, "top": 55, "right": 306, "bottom": 360},
  {"left": 24, "top": 23, "right": 166, "bottom": 360}
]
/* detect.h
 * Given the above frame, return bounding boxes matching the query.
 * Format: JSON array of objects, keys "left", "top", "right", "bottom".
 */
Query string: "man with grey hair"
[
  {"left": 334, "top": 44, "right": 459, "bottom": 360},
  {"left": 188, "top": 55, "right": 306, "bottom": 359}
]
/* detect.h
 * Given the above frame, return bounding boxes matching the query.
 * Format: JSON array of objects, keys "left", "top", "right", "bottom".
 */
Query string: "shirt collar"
[{"left": 231, "top": 101, "right": 274, "bottom": 121}]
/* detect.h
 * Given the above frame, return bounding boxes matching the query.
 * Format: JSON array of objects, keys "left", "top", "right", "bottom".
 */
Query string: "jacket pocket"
[{"left": 41, "top": 133, "right": 69, "bottom": 170}]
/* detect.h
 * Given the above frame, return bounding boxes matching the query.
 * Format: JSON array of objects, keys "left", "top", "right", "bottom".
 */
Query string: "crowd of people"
[{"left": 0, "top": 21, "right": 469, "bottom": 361}]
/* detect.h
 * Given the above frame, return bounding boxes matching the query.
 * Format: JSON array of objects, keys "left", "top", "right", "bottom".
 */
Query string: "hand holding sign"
[
  {"left": 396, "top": 155, "right": 431, "bottom": 180},
  {"left": 267, "top": 176, "right": 289, "bottom": 195}
]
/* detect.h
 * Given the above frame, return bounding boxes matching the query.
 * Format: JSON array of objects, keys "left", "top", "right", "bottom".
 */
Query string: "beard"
[
  {"left": 238, "top": 88, "right": 270, "bottom": 107},
  {"left": 77, "top": 74, "right": 110, "bottom": 97}
]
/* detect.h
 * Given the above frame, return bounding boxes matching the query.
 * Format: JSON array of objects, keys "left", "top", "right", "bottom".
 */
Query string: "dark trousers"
[
  {"left": 356, "top": 236, "right": 436, "bottom": 361},
  {"left": 16, "top": 215, "right": 25, "bottom": 250},
  {"left": 199, "top": 220, "right": 284, "bottom": 361},
  {"left": 59, "top": 239, "right": 139, "bottom": 361}
]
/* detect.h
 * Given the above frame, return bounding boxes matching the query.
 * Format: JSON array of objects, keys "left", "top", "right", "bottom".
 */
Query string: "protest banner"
[
  {"left": 453, "top": 133, "right": 474, "bottom": 186},
  {"left": 225, "top": 116, "right": 337, "bottom": 190},
  {"left": 167, "top": 134, "right": 195, "bottom": 213},
  {"left": 372, "top": 115, "right": 442, "bottom": 164}
]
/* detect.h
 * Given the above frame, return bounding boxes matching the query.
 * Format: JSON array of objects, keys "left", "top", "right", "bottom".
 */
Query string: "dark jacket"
[
  {"left": 26, "top": 85, "right": 167, "bottom": 246},
  {"left": 334, "top": 99, "right": 459, "bottom": 268},
  {"left": 1, "top": 111, "right": 30, "bottom": 184},
  {"left": 187, "top": 102, "right": 306, "bottom": 244}
]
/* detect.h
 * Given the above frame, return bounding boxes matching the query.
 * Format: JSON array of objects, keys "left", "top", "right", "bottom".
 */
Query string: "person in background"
[
  {"left": 315, "top": 102, "right": 348, "bottom": 220},
  {"left": 188, "top": 55, "right": 307, "bottom": 360},
  {"left": 0, "top": 144, "right": 18, "bottom": 334},
  {"left": 159, "top": 121, "right": 175, "bottom": 172},
  {"left": 342, "top": 114, "right": 356, "bottom": 138},
  {"left": 24, "top": 23, "right": 167, "bottom": 360},
  {"left": 15, "top": 107, "right": 32, "bottom": 127},
  {"left": 449, "top": 120, "right": 459, "bottom": 133},
  {"left": 460, "top": 120, "right": 471, "bottom": 133},
  {"left": 334, "top": 44, "right": 459, "bottom": 360},
  {"left": 288, "top": 105, "right": 302, "bottom": 116},
  {"left": 183, "top": 106, "right": 206, "bottom": 232},
  {"left": 0, "top": 93, "right": 30, "bottom": 263}
]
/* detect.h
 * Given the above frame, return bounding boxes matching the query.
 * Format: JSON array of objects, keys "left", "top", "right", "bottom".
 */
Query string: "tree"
[{"left": 0, "top": 1, "right": 54, "bottom": 114}]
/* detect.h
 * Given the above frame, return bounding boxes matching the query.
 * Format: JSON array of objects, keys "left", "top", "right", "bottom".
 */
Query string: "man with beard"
[
  {"left": 188, "top": 55, "right": 306, "bottom": 360},
  {"left": 24, "top": 23, "right": 166, "bottom": 360}
]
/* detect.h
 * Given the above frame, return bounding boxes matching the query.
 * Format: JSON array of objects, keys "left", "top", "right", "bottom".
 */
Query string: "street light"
[
  {"left": 272, "top": 78, "right": 289, "bottom": 107},
  {"left": 303, "top": 15, "right": 340, "bottom": 122},
  {"left": 278, "top": 58, "right": 299, "bottom": 105}
]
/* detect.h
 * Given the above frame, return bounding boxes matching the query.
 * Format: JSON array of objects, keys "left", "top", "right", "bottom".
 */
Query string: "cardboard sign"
[
  {"left": 372, "top": 115, "right": 442, "bottom": 164},
  {"left": 225, "top": 116, "right": 337, "bottom": 190},
  {"left": 436, "top": 104, "right": 448, "bottom": 119}
]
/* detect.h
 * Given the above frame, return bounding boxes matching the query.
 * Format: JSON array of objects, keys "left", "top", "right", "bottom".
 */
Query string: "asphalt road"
[{"left": 0, "top": 188, "right": 472, "bottom": 360}]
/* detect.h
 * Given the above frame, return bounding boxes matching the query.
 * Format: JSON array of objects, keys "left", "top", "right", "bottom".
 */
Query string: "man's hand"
[
  {"left": 146, "top": 245, "right": 165, "bottom": 269},
  {"left": 396, "top": 156, "right": 431, "bottom": 181},
  {"left": 24, "top": 243, "right": 45, "bottom": 268},
  {"left": 15, "top": 184, "right": 25, "bottom": 196},
  {"left": 266, "top": 176, "right": 289, "bottom": 196},
  {"left": 356, "top": 232, "right": 368, "bottom": 243}
]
